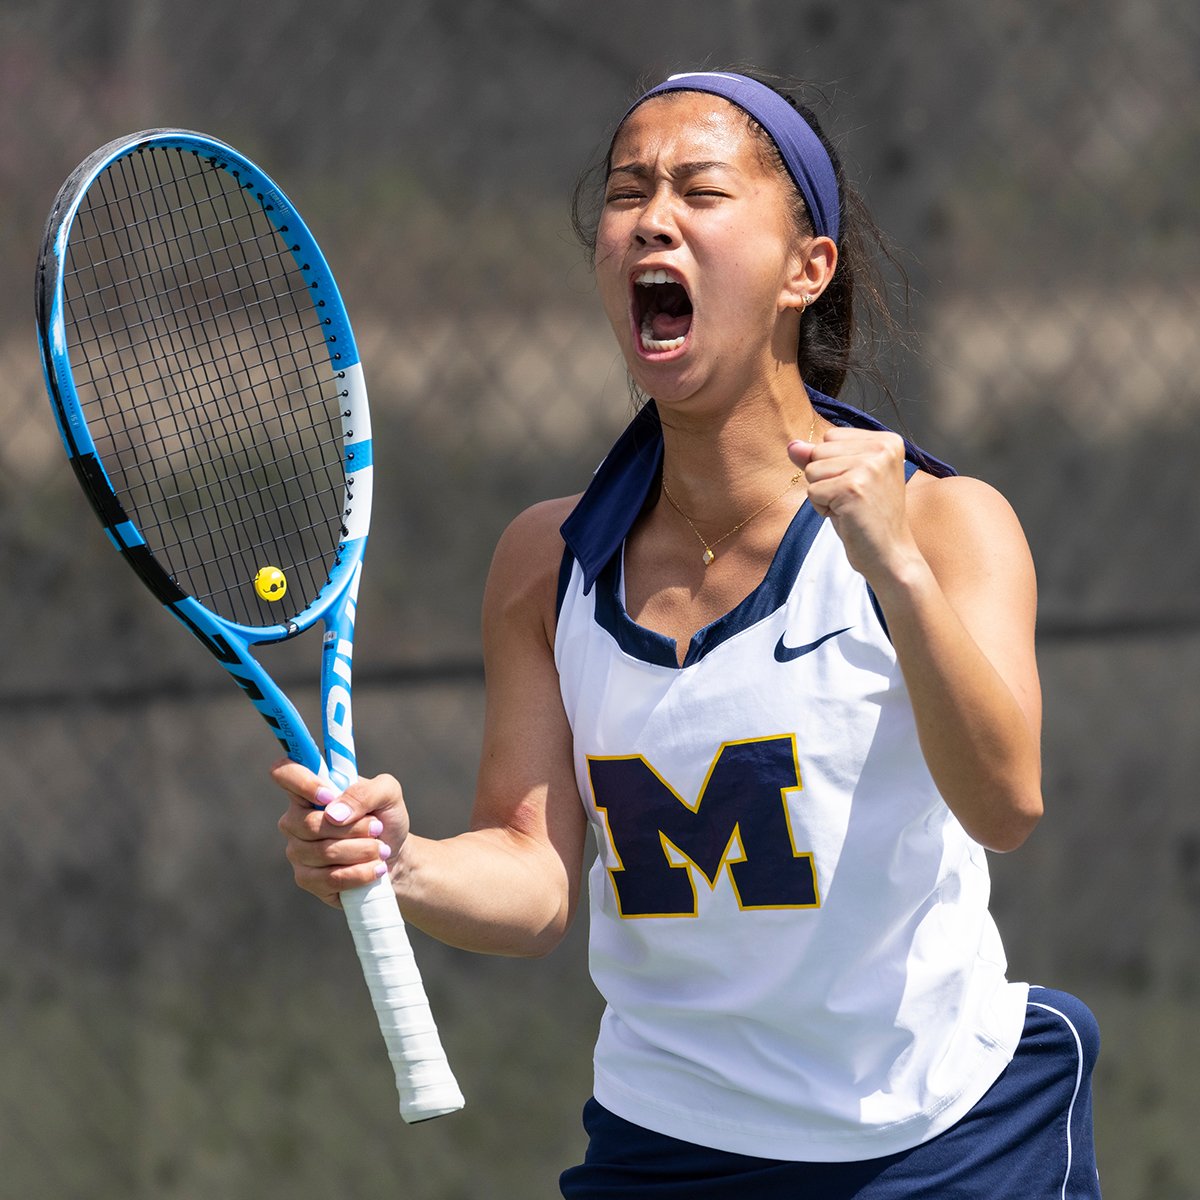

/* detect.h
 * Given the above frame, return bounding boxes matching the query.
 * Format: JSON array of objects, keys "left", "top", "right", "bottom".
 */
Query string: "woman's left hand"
[
  {"left": 788, "top": 427, "right": 919, "bottom": 587},
  {"left": 793, "top": 425, "right": 1044, "bottom": 852}
]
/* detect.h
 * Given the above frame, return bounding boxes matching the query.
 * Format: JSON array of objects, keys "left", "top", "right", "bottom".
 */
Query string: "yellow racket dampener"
[{"left": 254, "top": 565, "right": 287, "bottom": 602}]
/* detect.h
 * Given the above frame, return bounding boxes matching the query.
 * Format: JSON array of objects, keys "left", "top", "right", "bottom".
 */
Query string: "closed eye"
[{"left": 605, "top": 186, "right": 726, "bottom": 205}]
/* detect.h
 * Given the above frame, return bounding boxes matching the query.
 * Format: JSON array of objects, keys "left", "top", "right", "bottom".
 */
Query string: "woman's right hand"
[{"left": 273, "top": 761, "right": 406, "bottom": 909}]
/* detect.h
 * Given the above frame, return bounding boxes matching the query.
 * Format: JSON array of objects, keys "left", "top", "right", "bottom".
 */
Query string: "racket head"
[{"left": 36, "top": 129, "right": 372, "bottom": 645}]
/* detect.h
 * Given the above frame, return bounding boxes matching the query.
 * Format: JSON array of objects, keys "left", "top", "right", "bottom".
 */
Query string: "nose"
[{"left": 633, "top": 189, "right": 678, "bottom": 247}]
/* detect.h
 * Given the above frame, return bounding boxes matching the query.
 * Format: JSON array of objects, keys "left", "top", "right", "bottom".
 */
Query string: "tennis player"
[{"left": 274, "top": 71, "right": 1101, "bottom": 1196}]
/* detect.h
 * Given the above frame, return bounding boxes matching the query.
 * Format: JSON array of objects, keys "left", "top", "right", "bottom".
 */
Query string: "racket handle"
[{"left": 341, "top": 872, "right": 465, "bottom": 1122}]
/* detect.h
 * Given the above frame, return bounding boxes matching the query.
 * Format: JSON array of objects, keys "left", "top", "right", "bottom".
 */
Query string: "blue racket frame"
[{"left": 36, "top": 129, "right": 371, "bottom": 790}]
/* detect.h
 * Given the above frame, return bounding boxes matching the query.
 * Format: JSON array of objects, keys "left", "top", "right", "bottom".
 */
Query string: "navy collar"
[{"left": 560, "top": 388, "right": 956, "bottom": 595}]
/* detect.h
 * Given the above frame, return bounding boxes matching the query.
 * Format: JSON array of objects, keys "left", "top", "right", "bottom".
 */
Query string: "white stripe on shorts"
[{"left": 1028, "top": 990, "right": 1086, "bottom": 1200}]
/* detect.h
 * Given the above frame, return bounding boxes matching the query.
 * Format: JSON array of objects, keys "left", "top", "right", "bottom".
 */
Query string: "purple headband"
[{"left": 625, "top": 72, "right": 840, "bottom": 243}]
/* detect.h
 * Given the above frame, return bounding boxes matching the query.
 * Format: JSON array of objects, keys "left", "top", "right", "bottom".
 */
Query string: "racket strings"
[
  {"left": 72, "top": 306, "right": 346, "bottom": 498},
  {"left": 68, "top": 255, "right": 316, "bottom": 362},
  {"left": 73, "top": 148, "right": 340, "bottom": 554},
  {"left": 61, "top": 144, "right": 348, "bottom": 627},
  {"left": 128, "top": 147, "right": 336, "bottom": 580},
  {"left": 179, "top": 149, "right": 348, "bottom": 608},
  {"left": 76, "top": 153, "right": 311, "bottom": 616}
]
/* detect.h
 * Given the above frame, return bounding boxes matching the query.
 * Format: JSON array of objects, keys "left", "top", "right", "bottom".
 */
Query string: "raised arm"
[
  {"left": 275, "top": 497, "right": 588, "bottom": 957},
  {"left": 792, "top": 428, "right": 1043, "bottom": 851}
]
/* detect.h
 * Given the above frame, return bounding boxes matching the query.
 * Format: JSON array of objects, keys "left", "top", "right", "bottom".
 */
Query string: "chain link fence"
[{"left": 2, "top": 2, "right": 1198, "bottom": 1196}]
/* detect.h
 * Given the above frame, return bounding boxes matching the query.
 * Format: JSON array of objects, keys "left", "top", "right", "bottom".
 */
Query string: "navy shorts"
[{"left": 560, "top": 987, "right": 1100, "bottom": 1198}]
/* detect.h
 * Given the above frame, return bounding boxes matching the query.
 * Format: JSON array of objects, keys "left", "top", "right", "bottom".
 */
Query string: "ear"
[{"left": 779, "top": 236, "right": 838, "bottom": 312}]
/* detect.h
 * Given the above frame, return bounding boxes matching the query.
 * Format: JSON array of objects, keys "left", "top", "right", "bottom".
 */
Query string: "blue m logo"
[{"left": 587, "top": 735, "right": 820, "bottom": 918}]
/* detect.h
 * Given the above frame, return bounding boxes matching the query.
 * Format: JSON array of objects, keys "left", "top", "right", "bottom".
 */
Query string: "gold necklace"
[{"left": 661, "top": 415, "right": 816, "bottom": 566}]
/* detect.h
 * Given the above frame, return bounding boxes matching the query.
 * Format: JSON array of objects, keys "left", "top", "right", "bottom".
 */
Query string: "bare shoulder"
[
  {"left": 905, "top": 472, "right": 1036, "bottom": 589},
  {"left": 489, "top": 494, "right": 579, "bottom": 584},
  {"left": 484, "top": 495, "right": 581, "bottom": 643}
]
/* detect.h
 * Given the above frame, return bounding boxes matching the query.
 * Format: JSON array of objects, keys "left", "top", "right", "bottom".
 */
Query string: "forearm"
[
  {"left": 391, "top": 826, "right": 576, "bottom": 957},
  {"left": 873, "top": 556, "right": 1043, "bottom": 852}
]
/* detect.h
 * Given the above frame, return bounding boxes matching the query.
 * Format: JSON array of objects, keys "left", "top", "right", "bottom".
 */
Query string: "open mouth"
[{"left": 633, "top": 269, "right": 693, "bottom": 353}]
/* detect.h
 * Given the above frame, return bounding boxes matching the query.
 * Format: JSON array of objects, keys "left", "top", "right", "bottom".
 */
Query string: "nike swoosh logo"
[{"left": 773, "top": 626, "right": 852, "bottom": 662}]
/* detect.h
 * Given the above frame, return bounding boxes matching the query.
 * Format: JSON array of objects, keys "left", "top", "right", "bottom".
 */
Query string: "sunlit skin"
[
  {"left": 594, "top": 93, "right": 840, "bottom": 645},
  {"left": 273, "top": 87, "right": 1044, "bottom": 960}
]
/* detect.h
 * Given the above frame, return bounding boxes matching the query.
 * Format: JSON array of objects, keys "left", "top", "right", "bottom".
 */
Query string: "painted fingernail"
[
  {"left": 325, "top": 800, "right": 353, "bottom": 823},
  {"left": 378, "top": 842, "right": 393, "bottom": 860},
  {"left": 368, "top": 818, "right": 384, "bottom": 837},
  {"left": 373, "top": 862, "right": 388, "bottom": 877},
  {"left": 314, "top": 786, "right": 337, "bottom": 807}
]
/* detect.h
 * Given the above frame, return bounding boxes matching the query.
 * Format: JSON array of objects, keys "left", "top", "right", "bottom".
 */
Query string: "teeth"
[
  {"left": 634, "top": 269, "right": 688, "bottom": 351},
  {"left": 640, "top": 318, "right": 686, "bottom": 352}
]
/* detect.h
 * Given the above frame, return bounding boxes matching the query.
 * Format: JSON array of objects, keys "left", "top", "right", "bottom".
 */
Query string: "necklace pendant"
[{"left": 702, "top": 548, "right": 715, "bottom": 565}]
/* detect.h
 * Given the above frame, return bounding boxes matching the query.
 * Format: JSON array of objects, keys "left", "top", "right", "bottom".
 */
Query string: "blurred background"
[{"left": 2, "top": 1, "right": 1198, "bottom": 1196}]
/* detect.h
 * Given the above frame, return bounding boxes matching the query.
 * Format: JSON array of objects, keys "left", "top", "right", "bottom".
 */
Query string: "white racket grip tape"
[{"left": 341, "top": 871, "right": 465, "bottom": 1121}]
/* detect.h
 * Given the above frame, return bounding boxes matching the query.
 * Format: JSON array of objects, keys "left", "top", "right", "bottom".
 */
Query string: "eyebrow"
[{"left": 607, "top": 159, "right": 736, "bottom": 181}]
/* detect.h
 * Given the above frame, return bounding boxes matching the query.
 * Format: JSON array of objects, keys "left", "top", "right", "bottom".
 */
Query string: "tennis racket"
[{"left": 35, "top": 129, "right": 464, "bottom": 1123}]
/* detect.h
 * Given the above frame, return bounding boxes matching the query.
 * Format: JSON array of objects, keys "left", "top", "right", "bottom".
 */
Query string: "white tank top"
[{"left": 554, "top": 486, "right": 1028, "bottom": 1161}]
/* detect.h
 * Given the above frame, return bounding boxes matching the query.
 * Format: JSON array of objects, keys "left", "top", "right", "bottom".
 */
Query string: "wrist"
[
  {"left": 863, "top": 543, "right": 935, "bottom": 612},
  {"left": 388, "top": 831, "right": 427, "bottom": 901}
]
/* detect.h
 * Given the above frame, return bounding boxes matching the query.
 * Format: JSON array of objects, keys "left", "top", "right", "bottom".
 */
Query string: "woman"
[{"left": 275, "top": 71, "right": 1100, "bottom": 1196}]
